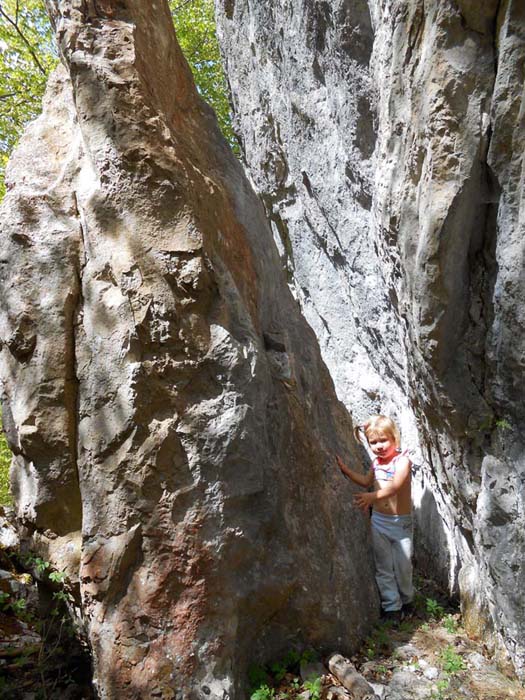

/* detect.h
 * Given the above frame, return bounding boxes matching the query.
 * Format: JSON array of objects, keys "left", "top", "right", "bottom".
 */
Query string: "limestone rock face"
[
  {"left": 215, "top": 0, "right": 525, "bottom": 678},
  {"left": 0, "top": 1, "right": 378, "bottom": 697}
]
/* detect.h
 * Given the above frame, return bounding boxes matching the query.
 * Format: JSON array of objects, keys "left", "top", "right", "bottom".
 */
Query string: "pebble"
[
  {"left": 0, "top": 511, "right": 19, "bottom": 548},
  {"left": 369, "top": 682, "right": 387, "bottom": 698},
  {"left": 385, "top": 669, "right": 434, "bottom": 700},
  {"left": 422, "top": 666, "right": 439, "bottom": 680},
  {"left": 467, "top": 652, "right": 492, "bottom": 670},
  {"left": 360, "top": 660, "right": 385, "bottom": 676},
  {"left": 392, "top": 643, "right": 420, "bottom": 661}
]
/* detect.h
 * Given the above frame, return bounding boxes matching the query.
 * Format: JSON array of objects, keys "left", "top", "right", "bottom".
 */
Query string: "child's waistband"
[{"left": 371, "top": 511, "right": 412, "bottom": 525}]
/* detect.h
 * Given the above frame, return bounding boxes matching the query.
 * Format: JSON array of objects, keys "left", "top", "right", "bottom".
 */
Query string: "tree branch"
[
  {"left": 0, "top": 5, "right": 47, "bottom": 75},
  {"left": 172, "top": 0, "right": 194, "bottom": 15}
]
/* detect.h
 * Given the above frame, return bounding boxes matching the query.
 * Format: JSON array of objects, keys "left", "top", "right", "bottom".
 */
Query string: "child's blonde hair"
[{"left": 354, "top": 415, "right": 401, "bottom": 448}]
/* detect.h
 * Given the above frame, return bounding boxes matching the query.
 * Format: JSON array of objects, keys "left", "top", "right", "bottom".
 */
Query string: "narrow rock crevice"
[{"left": 215, "top": 0, "right": 525, "bottom": 680}]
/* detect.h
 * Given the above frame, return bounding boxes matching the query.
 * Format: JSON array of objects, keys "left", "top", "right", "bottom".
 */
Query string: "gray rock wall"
[
  {"left": 0, "top": 1, "right": 378, "bottom": 698},
  {"left": 215, "top": 0, "right": 525, "bottom": 678}
]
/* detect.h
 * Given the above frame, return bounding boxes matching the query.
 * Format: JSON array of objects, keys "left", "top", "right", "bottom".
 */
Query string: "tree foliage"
[
  {"left": 169, "top": 0, "right": 237, "bottom": 150},
  {"left": 0, "top": 408, "right": 11, "bottom": 506},
  {"left": 0, "top": 0, "right": 57, "bottom": 199},
  {"left": 0, "top": 0, "right": 236, "bottom": 199}
]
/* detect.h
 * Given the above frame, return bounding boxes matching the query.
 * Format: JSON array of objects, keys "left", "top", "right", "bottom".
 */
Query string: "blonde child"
[{"left": 336, "top": 415, "right": 414, "bottom": 622}]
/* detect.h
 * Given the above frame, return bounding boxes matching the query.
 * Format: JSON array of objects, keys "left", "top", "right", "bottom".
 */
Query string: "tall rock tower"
[
  {"left": 215, "top": 0, "right": 525, "bottom": 678},
  {"left": 0, "top": 1, "right": 378, "bottom": 697}
]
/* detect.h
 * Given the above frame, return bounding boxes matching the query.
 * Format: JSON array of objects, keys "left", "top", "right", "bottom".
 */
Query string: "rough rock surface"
[
  {"left": 215, "top": 0, "right": 525, "bottom": 679},
  {"left": 0, "top": 1, "right": 379, "bottom": 698}
]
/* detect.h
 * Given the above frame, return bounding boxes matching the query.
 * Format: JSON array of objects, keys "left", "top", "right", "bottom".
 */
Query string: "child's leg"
[
  {"left": 391, "top": 523, "right": 414, "bottom": 605},
  {"left": 371, "top": 527, "right": 402, "bottom": 612}
]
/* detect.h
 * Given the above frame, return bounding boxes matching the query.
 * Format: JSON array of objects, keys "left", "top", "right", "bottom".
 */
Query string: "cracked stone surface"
[
  {"left": 0, "top": 1, "right": 379, "bottom": 698},
  {"left": 215, "top": 0, "right": 525, "bottom": 679}
]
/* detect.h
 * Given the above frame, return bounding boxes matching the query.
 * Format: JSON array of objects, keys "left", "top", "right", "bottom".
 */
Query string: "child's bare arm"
[
  {"left": 374, "top": 456, "right": 410, "bottom": 499},
  {"left": 335, "top": 455, "right": 374, "bottom": 488},
  {"left": 353, "top": 456, "right": 410, "bottom": 510}
]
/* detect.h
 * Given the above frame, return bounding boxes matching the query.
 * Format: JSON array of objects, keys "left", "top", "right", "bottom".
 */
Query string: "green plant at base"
[
  {"left": 300, "top": 648, "right": 318, "bottom": 664},
  {"left": 270, "top": 660, "right": 288, "bottom": 682},
  {"left": 412, "top": 590, "right": 427, "bottom": 613},
  {"left": 249, "top": 647, "right": 321, "bottom": 699},
  {"left": 398, "top": 619, "right": 414, "bottom": 633},
  {"left": 375, "top": 623, "right": 391, "bottom": 646},
  {"left": 248, "top": 664, "right": 269, "bottom": 691},
  {"left": 34, "top": 557, "right": 50, "bottom": 575},
  {"left": 442, "top": 614, "right": 458, "bottom": 634},
  {"left": 48, "top": 570, "right": 66, "bottom": 584},
  {"left": 9, "top": 596, "right": 26, "bottom": 615},
  {"left": 479, "top": 416, "right": 512, "bottom": 433},
  {"left": 431, "top": 677, "right": 450, "bottom": 700},
  {"left": 12, "top": 651, "right": 33, "bottom": 668},
  {"left": 250, "top": 685, "right": 275, "bottom": 700},
  {"left": 282, "top": 649, "right": 300, "bottom": 667},
  {"left": 439, "top": 645, "right": 465, "bottom": 674},
  {"left": 22, "top": 553, "right": 51, "bottom": 576},
  {"left": 0, "top": 552, "right": 85, "bottom": 697},
  {"left": 303, "top": 675, "right": 322, "bottom": 700},
  {"left": 426, "top": 597, "right": 444, "bottom": 620},
  {"left": 364, "top": 622, "right": 393, "bottom": 660},
  {"left": 495, "top": 418, "right": 511, "bottom": 430}
]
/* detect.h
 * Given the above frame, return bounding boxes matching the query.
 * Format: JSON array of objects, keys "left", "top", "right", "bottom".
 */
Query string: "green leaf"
[
  {"left": 250, "top": 686, "right": 275, "bottom": 700},
  {"left": 34, "top": 557, "right": 50, "bottom": 574},
  {"left": 49, "top": 570, "right": 67, "bottom": 583}
]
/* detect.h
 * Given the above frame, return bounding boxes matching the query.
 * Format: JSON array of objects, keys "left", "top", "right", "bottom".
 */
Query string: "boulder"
[
  {"left": 215, "top": 0, "right": 525, "bottom": 678},
  {"left": 0, "top": 1, "right": 378, "bottom": 697}
]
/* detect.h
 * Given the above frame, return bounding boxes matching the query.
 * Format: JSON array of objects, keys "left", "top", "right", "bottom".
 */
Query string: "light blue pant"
[{"left": 371, "top": 511, "right": 414, "bottom": 612}]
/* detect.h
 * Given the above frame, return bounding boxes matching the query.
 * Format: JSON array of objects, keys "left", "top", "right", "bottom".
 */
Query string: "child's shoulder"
[{"left": 395, "top": 449, "right": 411, "bottom": 466}]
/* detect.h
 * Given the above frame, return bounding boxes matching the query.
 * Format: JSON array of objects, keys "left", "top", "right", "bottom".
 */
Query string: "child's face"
[{"left": 367, "top": 432, "right": 397, "bottom": 460}]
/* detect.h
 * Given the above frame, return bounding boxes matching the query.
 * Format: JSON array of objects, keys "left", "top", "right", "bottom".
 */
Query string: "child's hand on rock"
[
  {"left": 335, "top": 454, "right": 346, "bottom": 473},
  {"left": 354, "top": 491, "right": 375, "bottom": 511}
]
